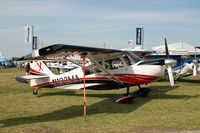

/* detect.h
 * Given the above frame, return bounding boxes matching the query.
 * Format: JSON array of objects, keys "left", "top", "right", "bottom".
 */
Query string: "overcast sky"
[{"left": 1, "top": 0, "right": 200, "bottom": 58}]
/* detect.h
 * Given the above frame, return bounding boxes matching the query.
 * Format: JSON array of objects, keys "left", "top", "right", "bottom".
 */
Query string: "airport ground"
[{"left": 0, "top": 68, "right": 200, "bottom": 133}]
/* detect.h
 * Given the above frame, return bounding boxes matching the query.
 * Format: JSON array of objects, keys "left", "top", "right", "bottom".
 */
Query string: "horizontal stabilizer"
[{"left": 16, "top": 75, "right": 49, "bottom": 83}]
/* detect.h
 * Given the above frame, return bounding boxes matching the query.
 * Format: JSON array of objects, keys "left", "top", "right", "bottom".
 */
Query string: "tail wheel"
[{"left": 33, "top": 89, "right": 38, "bottom": 95}]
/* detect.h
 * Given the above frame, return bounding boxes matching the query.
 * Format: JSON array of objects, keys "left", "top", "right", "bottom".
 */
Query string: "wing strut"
[{"left": 86, "top": 53, "right": 124, "bottom": 84}]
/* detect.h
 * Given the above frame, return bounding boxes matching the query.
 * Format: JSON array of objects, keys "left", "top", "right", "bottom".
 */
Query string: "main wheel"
[
  {"left": 33, "top": 89, "right": 38, "bottom": 95},
  {"left": 134, "top": 87, "right": 151, "bottom": 97}
]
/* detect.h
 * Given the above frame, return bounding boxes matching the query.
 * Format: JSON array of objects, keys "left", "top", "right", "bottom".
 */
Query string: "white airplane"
[
  {"left": 46, "top": 61, "right": 79, "bottom": 74},
  {"left": 144, "top": 39, "right": 200, "bottom": 79},
  {"left": 46, "top": 62, "right": 78, "bottom": 69},
  {"left": 16, "top": 44, "right": 176, "bottom": 104},
  {"left": 0, "top": 51, "right": 7, "bottom": 66}
]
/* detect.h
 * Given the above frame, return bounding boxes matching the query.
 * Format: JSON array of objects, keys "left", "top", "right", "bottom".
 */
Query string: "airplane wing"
[
  {"left": 187, "top": 54, "right": 200, "bottom": 60},
  {"left": 18, "top": 44, "right": 133, "bottom": 84},
  {"left": 127, "top": 50, "right": 156, "bottom": 58},
  {"left": 16, "top": 75, "right": 49, "bottom": 83},
  {"left": 194, "top": 47, "right": 200, "bottom": 60},
  {"left": 19, "top": 44, "right": 124, "bottom": 62},
  {"left": 144, "top": 54, "right": 182, "bottom": 59}
]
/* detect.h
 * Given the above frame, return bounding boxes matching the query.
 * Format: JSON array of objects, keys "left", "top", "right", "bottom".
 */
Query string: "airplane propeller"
[
  {"left": 193, "top": 60, "right": 198, "bottom": 76},
  {"left": 192, "top": 47, "right": 198, "bottom": 76},
  {"left": 164, "top": 38, "right": 177, "bottom": 88}
]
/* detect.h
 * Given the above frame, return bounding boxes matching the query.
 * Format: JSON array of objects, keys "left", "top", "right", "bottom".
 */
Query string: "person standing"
[{"left": 25, "top": 62, "right": 30, "bottom": 75}]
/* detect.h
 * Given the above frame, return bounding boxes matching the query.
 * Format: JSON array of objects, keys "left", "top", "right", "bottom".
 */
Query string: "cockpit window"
[
  {"left": 123, "top": 55, "right": 132, "bottom": 66},
  {"left": 122, "top": 52, "right": 141, "bottom": 65},
  {"left": 105, "top": 57, "right": 123, "bottom": 70},
  {"left": 85, "top": 62, "right": 102, "bottom": 75}
]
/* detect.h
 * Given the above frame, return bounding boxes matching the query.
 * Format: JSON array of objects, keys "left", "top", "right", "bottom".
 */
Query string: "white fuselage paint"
[{"left": 30, "top": 60, "right": 166, "bottom": 89}]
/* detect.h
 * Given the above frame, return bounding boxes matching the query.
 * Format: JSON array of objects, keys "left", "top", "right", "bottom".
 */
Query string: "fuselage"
[{"left": 30, "top": 60, "right": 166, "bottom": 90}]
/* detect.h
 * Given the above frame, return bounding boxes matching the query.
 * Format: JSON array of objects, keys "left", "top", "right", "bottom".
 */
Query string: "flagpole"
[{"left": 82, "top": 54, "right": 87, "bottom": 120}]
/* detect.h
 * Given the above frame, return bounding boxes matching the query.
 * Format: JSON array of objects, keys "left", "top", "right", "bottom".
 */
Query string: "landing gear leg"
[
  {"left": 134, "top": 85, "right": 151, "bottom": 97},
  {"left": 33, "top": 88, "right": 39, "bottom": 95},
  {"left": 115, "top": 86, "right": 135, "bottom": 104},
  {"left": 126, "top": 86, "right": 130, "bottom": 96},
  {"left": 115, "top": 86, "right": 152, "bottom": 104}
]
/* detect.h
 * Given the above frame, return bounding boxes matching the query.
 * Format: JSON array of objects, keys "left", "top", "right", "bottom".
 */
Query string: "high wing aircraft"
[
  {"left": 143, "top": 39, "right": 200, "bottom": 79},
  {"left": 146, "top": 54, "right": 200, "bottom": 79},
  {"left": 16, "top": 44, "right": 176, "bottom": 104}
]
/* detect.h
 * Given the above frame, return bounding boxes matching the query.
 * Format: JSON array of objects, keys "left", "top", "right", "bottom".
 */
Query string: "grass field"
[{"left": 0, "top": 68, "right": 200, "bottom": 133}]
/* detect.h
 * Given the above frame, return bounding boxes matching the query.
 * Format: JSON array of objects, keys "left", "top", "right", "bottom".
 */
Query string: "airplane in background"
[
  {"left": 16, "top": 43, "right": 176, "bottom": 104},
  {"left": 46, "top": 62, "right": 78, "bottom": 70},
  {"left": 135, "top": 39, "right": 200, "bottom": 79},
  {"left": 145, "top": 53, "right": 200, "bottom": 79},
  {"left": 46, "top": 61, "right": 79, "bottom": 74},
  {"left": 0, "top": 51, "right": 14, "bottom": 67},
  {"left": 189, "top": 46, "right": 200, "bottom": 76}
]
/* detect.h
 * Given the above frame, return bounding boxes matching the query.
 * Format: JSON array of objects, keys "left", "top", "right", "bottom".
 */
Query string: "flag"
[
  {"left": 136, "top": 28, "right": 144, "bottom": 45},
  {"left": 25, "top": 26, "right": 33, "bottom": 44},
  {"left": 128, "top": 40, "right": 132, "bottom": 44}
]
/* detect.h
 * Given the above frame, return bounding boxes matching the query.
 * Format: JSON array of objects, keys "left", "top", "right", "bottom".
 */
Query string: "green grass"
[{"left": 0, "top": 68, "right": 200, "bottom": 132}]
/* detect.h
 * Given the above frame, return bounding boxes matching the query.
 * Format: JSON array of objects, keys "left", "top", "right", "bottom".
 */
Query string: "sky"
[{"left": 1, "top": 0, "right": 200, "bottom": 58}]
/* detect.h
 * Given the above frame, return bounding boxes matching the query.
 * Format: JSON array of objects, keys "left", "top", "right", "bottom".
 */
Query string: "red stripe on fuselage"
[
  {"left": 115, "top": 74, "right": 158, "bottom": 84},
  {"left": 81, "top": 74, "right": 159, "bottom": 84},
  {"left": 31, "top": 82, "right": 54, "bottom": 88},
  {"left": 29, "top": 68, "right": 46, "bottom": 75},
  {"left": 110, "top": 74, "right": 158, "bottom": 79}
]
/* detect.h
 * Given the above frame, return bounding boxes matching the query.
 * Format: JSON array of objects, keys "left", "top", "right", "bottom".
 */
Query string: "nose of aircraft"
[{"left": 164, "top": 59, "right": 177, "bottom": 66}]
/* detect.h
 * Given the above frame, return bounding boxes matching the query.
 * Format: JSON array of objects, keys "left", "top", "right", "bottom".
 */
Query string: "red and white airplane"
[{"left": 16, "top": 44, "right": 176, "bottom": 104}]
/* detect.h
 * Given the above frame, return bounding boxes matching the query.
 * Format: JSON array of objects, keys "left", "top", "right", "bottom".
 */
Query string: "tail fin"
[{"left": 30, "top": 61, "right": 54, "bottom": 75}]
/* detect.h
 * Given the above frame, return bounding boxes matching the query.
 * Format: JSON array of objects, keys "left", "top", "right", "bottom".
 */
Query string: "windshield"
[{"left": 123, "top": 52, "right": 141, "bottom": 65}]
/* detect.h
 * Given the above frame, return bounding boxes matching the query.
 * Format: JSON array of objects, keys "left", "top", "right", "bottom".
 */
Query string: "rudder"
[{"left": 30, "top": 61, "right": 54, "bottom": 75}]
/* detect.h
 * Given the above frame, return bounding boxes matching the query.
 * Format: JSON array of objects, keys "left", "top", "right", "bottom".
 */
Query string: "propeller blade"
[
  {"left": 167, "top": 66, "right": 175, "bottom": 88},
  {"left": 193, "top": 62, "right": 197, "bottom": 76},
  {"left": 164, "top": 38, "right": 176, "bottom": 88},
  {"left": 165, "top": 38, "right": 169, "bottom": 59},
  {"left": 193, "top": 46, "right": 197, "bottom": 76}
]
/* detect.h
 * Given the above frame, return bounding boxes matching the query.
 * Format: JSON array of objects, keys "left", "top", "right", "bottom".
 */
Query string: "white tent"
[{"left": 152, "top": 42, "right": 200, "bottom": 54}]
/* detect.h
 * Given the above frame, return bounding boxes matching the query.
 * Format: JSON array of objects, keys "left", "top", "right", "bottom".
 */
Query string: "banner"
[
  {"left": 25, "top": 26, "right": 33, "bottom": 44},
  {"left": 136, "top": 28, "right": 144, "bottom": 45},
  {"left": 32, "top": 36, "right": 39, "bottom": 50}
]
